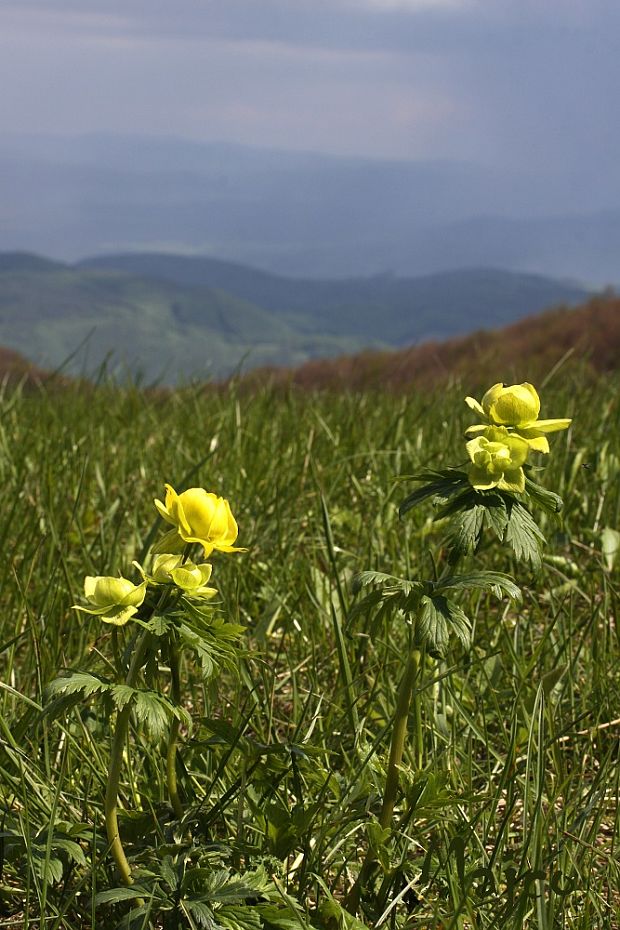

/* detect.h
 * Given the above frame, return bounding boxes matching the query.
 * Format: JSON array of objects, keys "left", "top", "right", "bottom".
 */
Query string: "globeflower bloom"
[
  {"left": 154, "top": 484, "right": 242, "bottom": 557},
  {"left": 73, "top": 576, "right": 147, "bottom": 626},
  {"left": 137, "top": 553, "right": 217, "bottom": 599},
  {"left": 466, "top": 426, "right": 530, "bottom": 493},
  {"left": 465, "top": 382, "right": 571, "bottom": 453}
]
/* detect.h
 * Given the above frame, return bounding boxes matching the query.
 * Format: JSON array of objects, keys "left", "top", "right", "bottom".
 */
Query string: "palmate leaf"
[
  {"left": 505, "top": 500, "right": 546, "bottom": 570},
  {"left": 398, "top": 469, "right": 470, "bottom": 518},
  {"left": 181, "top": 898, "right": 219, "bottom": 929},
  {"left": 175, "top": 602, "right": 245, "bottom": 679},
  {"left": 352, "top": 570, "right": 423, "bottom": 597},
  {"left": 350, "top": 568, "right": 519, "bottom": 655},
  {"left": 46, "top": 671, "right": 112, "bottom": 700},
  {"left": 436, "top": 571, "right": 521, "bottom": 602},
  {"left": 40, "top": 671, "right": 114, "bottom": 724},
  {"left": 95, "top": 885, "right": 151, "bottom": 905},
  {"left": 417, "top": 595, "right": 471, "bottom": 654},
  {"left": 447, "top": 501, "right": 486, "bottom": 559},
  {"left": 524, "top": 475, "right": 564, "bottom": 514},
  {"left": 217, "top": 906, "right": 263, "bottom": 930}
]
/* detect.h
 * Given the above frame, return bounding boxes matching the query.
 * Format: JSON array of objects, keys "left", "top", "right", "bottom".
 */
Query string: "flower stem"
[
  {"left": 379, "top": 649, "right": 420, "bottom": 829},
  {"left": 166, "top": 634, "right": 184, "bottom": 820},
  {"left": 104, "top": 630, "right": 151, "bottom": 887},
  {"left": 345, "top": 649, "right": 421, "bottom": 915}
]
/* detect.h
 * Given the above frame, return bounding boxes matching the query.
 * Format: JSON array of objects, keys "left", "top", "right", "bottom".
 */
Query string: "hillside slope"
[
  {"left": 0, "top": 255, "right": 369, "bottom": 381},
  {"left": 245, "top": 294, "right": 620, "bottom": 391},
  {"left": 81, "top": 253, "right": 589, "bottom": 344},
  {"left": 0, "top": 250, "right": 592, "bottom": 382}
]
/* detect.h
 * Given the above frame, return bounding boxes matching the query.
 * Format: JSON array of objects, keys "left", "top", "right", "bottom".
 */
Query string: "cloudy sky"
[{"left": 1, "top": 0, "right": 618, "bottom": 178}]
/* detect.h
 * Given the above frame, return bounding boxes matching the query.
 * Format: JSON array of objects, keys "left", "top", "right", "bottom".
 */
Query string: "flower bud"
[
  {"left": 466, "top": 426, "right": 530, "bottom": 493},
  {"left": 73, "top": 575, "right": 146, "bottom": 626},
  {"left": 481, "top": 382, "right": 540, "bottom": 426},
  {"left": 148, "top": 553, "right": 217, "bottom": 599}
]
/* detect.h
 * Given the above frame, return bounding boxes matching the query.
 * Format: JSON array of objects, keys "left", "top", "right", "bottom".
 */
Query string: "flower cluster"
[
  {"left": 465, "top": 382, "right": 571, "bottom": 492},
  {"left": 73, "top": 485, "right": 242, "bottom": 625}
]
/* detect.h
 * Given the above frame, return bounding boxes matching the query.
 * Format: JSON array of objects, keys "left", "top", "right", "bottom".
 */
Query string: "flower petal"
[
  {"left": 498, "top": 467, "right": 526, "bottom": 494},
  {"left": 465, "top": 396, "right": 486, "bottom": 417}
]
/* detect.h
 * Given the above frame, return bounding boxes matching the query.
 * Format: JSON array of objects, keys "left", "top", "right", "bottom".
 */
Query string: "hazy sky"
[{"left": 2, "top": 0, "right": 619, "bottom": 177}]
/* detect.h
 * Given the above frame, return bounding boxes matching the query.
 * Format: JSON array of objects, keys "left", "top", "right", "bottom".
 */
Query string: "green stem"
[
  {"left": 166, "top": 634, "right": 184, "bottom": 820},
  {"left": 345, "top": 649, "right": 421, "bottom": 915},
  {"left": 104, "top": 629, "right": 151, "bottom": 887},
  {"left": 378, "top": 649, "right": 420, "bottom": 829}
]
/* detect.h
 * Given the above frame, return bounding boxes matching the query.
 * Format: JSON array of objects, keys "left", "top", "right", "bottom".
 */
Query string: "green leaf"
[
  {"left": 95, "top": 885, "right": 150, "bottom": 905},
  {"left": 417, "top": 595, "right": 451, "bottom": 654},
  {"left": 398, "top": 469, "right": 470, "bottom": 518},
  {"left": 181, "top": 898, "right": 218, "bottom": 929},
  {"left": 217, "top": 906, "right": 263, "bottom": 930},
  {"left": 447, "top": 501, "right": 486, "bottom": 559},
  {"left": 111, "top": 684, "right": 136, "bottom": 712},
  {"left": 436, "top": 571, "right": 521, "bottom": 602},
  {"left": 505, "top": 501, "right": 546, "bottom": 570},
  {"left": 45, "top": 672, "right": 112, "bottom": 701},
  {"left": 482, "top": 495, "right": 509, "bottom": 539},
  {"left": 145, "top": 613, "right": 173, "bottom": 636},
  {"left": 132, "top": 690, "right": 180, "bottom": 739},
  {"left": 524, "top": 476, "right": 564, "bottom": 514}
]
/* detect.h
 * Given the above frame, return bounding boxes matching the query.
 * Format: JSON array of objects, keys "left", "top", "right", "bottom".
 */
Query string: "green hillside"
[
  {"left": 0, "top": 255, "right": 372, "bottom": 381},
  {"left": 81, "top": 252, "right": 590, "bottom": 343},
  {"left": 0, "top": 251, "right": 590, "bottom": 382}
]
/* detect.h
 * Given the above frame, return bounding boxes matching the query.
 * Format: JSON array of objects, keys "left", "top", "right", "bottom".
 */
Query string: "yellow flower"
[
  {"left": 73, "top": 576, "right": 147, "bottom": 626},
  {"left": 465, "top": 382, "right": 571, "bottom": 453},
  {"left": 466, "top": 426, "right": 530, "bottom": 493},
  {"left": 137, "top": 553, "right": 217, "bottom": 599},
  {"left": 154, "top": 484, "right": 242, "bottom": 557}
]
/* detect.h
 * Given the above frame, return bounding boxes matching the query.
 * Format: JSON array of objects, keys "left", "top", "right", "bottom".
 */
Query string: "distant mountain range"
[
  {"left": 1, "top": 133, "right": 620, "bottom": 283},
  {"left": 0, "top": 251, "right": 590, "bottom": 382}
]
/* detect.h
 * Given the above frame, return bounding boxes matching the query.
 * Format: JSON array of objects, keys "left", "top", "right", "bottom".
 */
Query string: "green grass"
[{"left": 0, "top": 370, "right": 618, "bottom": 928}]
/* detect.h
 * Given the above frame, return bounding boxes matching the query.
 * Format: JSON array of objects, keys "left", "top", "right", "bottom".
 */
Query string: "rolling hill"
[
  {"left": 248, "top": 293, "right": 620, "bottom": 392},
  {"left": 0, "top": 250, "right": 590, "bottom": 382}
]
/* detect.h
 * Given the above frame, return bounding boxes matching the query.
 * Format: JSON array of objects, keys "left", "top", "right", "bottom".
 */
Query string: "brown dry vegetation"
[
  {"left": 0, "top": 346, "right": 51, "bottom": 388},
  {"left": 241, "top": 293, "right": 620, "bottom": 392}
]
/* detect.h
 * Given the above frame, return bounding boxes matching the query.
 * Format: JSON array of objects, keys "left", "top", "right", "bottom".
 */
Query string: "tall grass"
[{"left": 0, "top": 370, "right": 618, "bottom": 928}]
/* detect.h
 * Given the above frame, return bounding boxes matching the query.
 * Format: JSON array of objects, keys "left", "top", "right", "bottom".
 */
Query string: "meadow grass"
[{"left": 0, "top": 370, "right": 618, "bottom": 928}]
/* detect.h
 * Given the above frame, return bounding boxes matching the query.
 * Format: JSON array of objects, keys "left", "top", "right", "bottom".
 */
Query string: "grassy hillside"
[
  {"left": 81, "top": 252, "right": 590, "bottom": 344},
  {"left": 248, "top": 293, "right": 620, "bottom": 392},
  {"left": 0, "top": 254, "right": 370, "bottom": 381},
  {"left": 0, "top": 250, "right": 590, "bottom": 382}
]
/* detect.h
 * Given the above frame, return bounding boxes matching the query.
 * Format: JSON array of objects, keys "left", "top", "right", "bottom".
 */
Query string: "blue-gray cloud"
[{"left": 1, "top": 0, "right": 619, "bottom": 202}]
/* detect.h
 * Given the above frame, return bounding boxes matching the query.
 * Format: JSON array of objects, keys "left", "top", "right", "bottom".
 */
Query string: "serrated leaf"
[
  {"left": 132, "top": 690, "right": 176, "bottom": 739},
  {"left": 181, "top": 898, "right": 218, "bottom": 929},
  {"left": 111, "top": 684, "right": 137, "bottom": 712},
  {"left": 443, "top": 600, "right": 472, "bottom": 648},
  {"left": 145, "top": 614, "right": 173, "bottom": 636},
  {"left": 399, "top": 469, "right": 469, "bottom": 518},
  {"left": 45, "top": 672, "right": 111, "bottom": 701},
  {"left": 417, "top": 596, "right": 451, "bottom": 654},
  {"left": 505, "top": 501, "right": 545, "bottom": 569},
  {"left": 447, "top": 503, "right": 485, "bottom": 559},
  {"left": 482, "top": 495, "right": 509, "bottom": 539},
  {"left": 95, "top": 885, "right": 150, "bottom": 905},
  {"left": 352, "top": 570, "right": 404, "bottom": 593},
  {"left": 217, "top": 905, "right": 263, "bottom": 930},
  {"left": 46, "top": 835, "right": 87, "bottom": 867},
  {"left": 437, "top": 571, "right": 521, "bottom": 602},
  {"left": 524, "top": 476, "right": 564, "bottom": 514}
]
